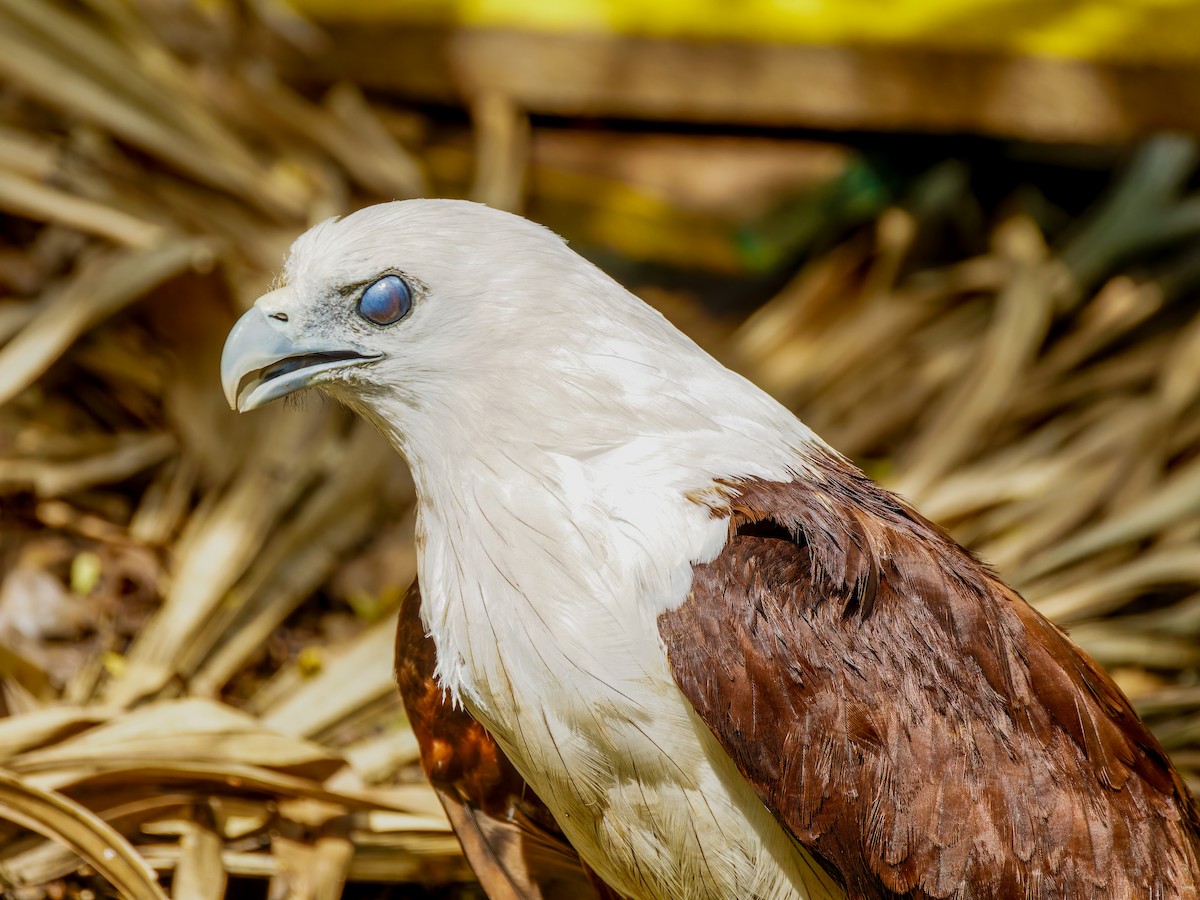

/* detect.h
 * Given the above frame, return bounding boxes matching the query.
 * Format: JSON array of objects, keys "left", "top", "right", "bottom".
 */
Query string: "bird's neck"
[
  {"left": 349, "top": 342, "right": 825, "bottom": 709},
  {"left": 400, "top": 434, "right": 727, "bottom": 711}
]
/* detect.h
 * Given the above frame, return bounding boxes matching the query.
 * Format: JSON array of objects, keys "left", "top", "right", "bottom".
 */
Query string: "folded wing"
[{"left": 660, "top": 449, "right": 1200, "bottom": 898}]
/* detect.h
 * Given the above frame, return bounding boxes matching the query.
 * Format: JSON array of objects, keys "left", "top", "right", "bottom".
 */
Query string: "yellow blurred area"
[{"left": 285, "top": 0, "right": 1200, "bottom": 64}]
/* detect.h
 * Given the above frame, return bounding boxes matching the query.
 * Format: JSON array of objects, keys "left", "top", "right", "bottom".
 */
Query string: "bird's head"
[
  {"left": 222, "top": 198, "right": 812, "bottom": 482},
  {"left": 223, "top": 200, "right": 594, "bottom": 416}
]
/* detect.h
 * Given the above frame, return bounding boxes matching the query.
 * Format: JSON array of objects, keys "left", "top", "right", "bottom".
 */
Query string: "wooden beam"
[{"left": 277, "top": 26, "right": 1200, "bottom": 143}]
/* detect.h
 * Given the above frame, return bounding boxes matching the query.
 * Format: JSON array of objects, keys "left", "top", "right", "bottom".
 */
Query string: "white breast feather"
[{"left": 387, "top": 353, "right": 840, "bottom": 898}]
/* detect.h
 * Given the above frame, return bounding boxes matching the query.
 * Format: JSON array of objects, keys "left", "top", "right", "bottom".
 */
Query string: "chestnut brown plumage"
[{"left": 660, "top": 448, "right": 1200, "bottom": 898}]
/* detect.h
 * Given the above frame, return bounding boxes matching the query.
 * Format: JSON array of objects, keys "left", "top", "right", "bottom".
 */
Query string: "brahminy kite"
[{"left": 221, "top": 199, "right": 1200, "bottom": 899}]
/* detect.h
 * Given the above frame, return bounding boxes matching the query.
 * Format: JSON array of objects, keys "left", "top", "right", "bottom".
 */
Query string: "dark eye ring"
[{"left": 358, "top": 275, "right": 412, "bottom": 326}]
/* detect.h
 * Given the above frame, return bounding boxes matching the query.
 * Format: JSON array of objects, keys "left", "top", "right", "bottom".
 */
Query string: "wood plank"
[{"left": 278, "top": 26, "right": 1200, "bottom": 142}]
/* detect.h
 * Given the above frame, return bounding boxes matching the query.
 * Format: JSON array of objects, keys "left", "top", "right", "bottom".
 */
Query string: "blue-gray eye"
[{"left": 358, "top": 275, "right": 412, "bottom": 326}]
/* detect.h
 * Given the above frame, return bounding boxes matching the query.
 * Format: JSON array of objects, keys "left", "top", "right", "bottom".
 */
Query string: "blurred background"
[{"left": 4, "top": 0, "right": 1200, "bottom": 897}]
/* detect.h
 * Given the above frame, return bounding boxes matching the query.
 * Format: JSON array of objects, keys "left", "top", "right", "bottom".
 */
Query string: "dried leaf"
[{"left": 0, "top": 767, "right": 167, "bottom": 899}]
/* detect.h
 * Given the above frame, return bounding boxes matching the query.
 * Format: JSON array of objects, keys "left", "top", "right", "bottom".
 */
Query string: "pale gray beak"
[{"left": 221, "top": 306, "right": 379, "bottom": 412}]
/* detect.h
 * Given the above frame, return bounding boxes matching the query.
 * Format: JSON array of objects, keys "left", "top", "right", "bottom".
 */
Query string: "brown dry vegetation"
[{"left": 3, "top": 1, "right": 1200, "bottom": 898}]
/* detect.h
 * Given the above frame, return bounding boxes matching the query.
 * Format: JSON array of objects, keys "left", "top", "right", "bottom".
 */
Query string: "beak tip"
[
  {"left": 221, "top": 378, "right": 243, "bottom": 413},
  {"left": 221, "top": 306, "right": 279, "bottom": 415}
]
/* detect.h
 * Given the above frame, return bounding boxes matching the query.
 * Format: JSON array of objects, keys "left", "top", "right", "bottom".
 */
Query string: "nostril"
[{"left": 269, "top": 312, "right": 289, "bottom": 323}]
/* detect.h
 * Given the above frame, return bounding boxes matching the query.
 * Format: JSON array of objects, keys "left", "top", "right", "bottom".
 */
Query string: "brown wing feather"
[
  {"left": 660, "top": 448, "right": 1200, "bottom": 899},
  {"left": 395, "top": 583, "right": 624, "bottom": 900}
]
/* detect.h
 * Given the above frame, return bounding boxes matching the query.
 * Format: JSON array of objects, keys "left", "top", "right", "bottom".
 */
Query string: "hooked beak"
[{"left": 221, "top": 304, "right": 380, "bottom": 412}]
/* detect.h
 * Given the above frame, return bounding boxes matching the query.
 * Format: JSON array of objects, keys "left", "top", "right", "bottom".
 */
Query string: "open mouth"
[
  {"left": 259, "top": 350, "right": 368, "bottom": 385},
  {"left": 234, "top": 349, "right": 380, "bottom": 411}
]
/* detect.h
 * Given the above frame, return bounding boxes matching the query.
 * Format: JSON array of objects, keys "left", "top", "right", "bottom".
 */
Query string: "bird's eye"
[{"left": 358, "top": 275, "right": 412, "bottom": 326}]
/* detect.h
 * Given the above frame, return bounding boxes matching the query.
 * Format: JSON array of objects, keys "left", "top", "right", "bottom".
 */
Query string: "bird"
[{"left": 221, "top": 199, "right": 1200, "bottom": 899}]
